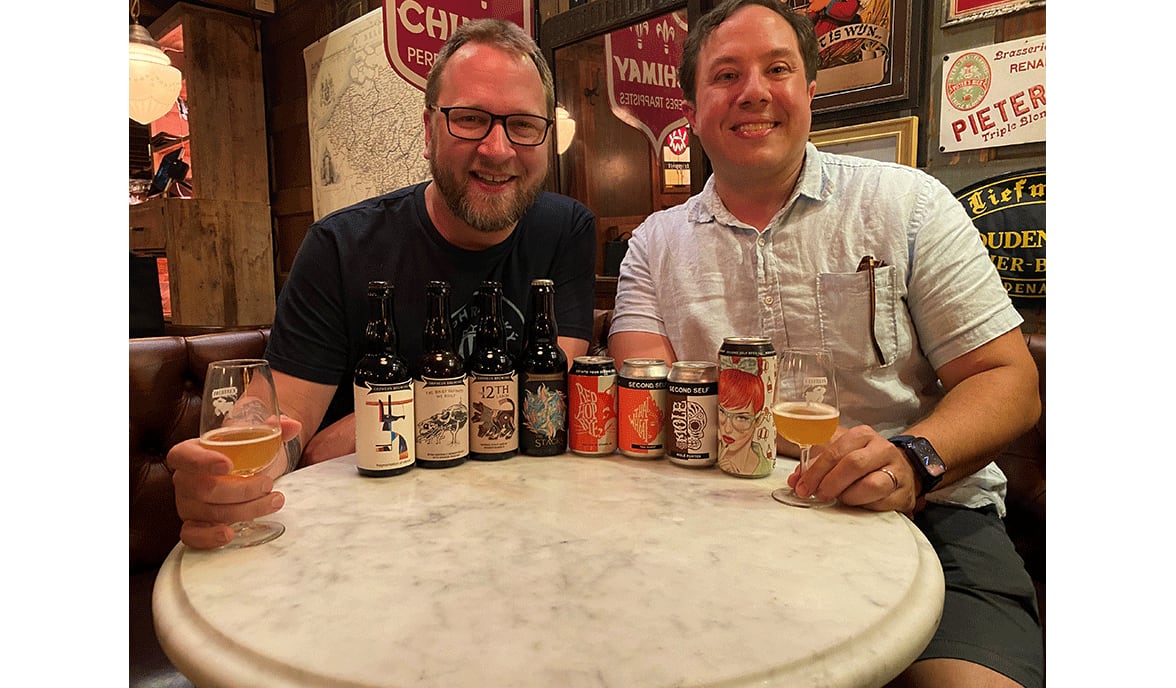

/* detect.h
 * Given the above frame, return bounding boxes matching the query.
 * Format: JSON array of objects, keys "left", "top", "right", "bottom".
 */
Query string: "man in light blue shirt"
[{"left": 609, "top": 2, "right": 1043, "bottom": 686}]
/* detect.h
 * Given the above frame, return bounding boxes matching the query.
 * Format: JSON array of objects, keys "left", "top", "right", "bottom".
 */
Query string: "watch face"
[{"left": 908, "top": 437, "right": 946, "bottom": 476}]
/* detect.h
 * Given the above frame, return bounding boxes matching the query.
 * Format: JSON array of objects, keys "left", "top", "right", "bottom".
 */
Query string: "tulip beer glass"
[
  {"left": 770, "top": 349, "right": 840, "bottom": 508},
  {"left": 199, "top": 359, "right": 285, "bottom": 547}
]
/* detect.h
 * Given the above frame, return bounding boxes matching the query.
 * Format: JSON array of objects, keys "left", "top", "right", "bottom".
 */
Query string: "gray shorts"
[{"left": 913, "top": 503, "right": 1043, "bottom": 688}]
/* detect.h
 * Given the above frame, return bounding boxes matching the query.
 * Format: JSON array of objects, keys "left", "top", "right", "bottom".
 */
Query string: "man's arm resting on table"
[
  {"left": 607, "top": 330, "right": 677, "bottom": 367},
  {"left": 271, "top": 369, "right": 338, "bottom": 469},
  {"left": 905, "top": 327, "right": 1041, "bottom": 487}
]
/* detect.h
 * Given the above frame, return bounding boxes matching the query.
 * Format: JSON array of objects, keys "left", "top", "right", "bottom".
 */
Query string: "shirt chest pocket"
[{"left": 816, "top": 266, "right": 900, "bottom": 371}]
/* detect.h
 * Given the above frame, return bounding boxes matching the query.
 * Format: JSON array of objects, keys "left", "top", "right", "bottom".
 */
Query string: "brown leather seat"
[{"left": 129, "top": 329, "right": 270, "bottom": 687}]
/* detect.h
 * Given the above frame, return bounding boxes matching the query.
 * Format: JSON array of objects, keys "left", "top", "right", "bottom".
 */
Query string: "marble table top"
[{"left": 154, "top": 453, "right": 943, "bottom": 688}]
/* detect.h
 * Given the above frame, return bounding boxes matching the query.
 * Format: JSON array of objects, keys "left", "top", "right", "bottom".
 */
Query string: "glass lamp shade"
[
  {"left": 555, "top": 106, "right": 575, "bottom": 155},
  {"left": 129, "top": 24, "right": 182, "bottom": 125}
]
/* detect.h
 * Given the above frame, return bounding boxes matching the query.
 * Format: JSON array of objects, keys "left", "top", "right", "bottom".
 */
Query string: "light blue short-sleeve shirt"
[{"left": 612, "top": 143, "right": 1023, "bottom": 514}]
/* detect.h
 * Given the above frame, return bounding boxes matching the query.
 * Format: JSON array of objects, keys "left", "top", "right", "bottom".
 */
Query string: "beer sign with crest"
[
  {"left": 604, "top": 9, "right": 689, "bottom": 151},
  {"left": 383, "top": 0, "right": 533, "bottom": 92}
]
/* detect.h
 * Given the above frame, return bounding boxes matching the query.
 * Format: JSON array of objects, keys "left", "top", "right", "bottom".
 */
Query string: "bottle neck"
[
  {"left": 365, "top": 295, "right": 398, "bottom": 355},
  {"left": 422, "top": 291, "right": 453, "bottom": 352},
  {"left": 526, "top": 286, "right": 559, "bottom": 345},
  {"left": 474, "top": 292, "right": 506, "bottom": 350}
]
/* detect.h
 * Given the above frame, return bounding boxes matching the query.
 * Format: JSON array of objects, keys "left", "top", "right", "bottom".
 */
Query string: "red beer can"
[
  {"left": 617, "top": 358, "right": 669, "bottom": 459},
  {"left": 568, "top": 356, "right": 618, "bottom": 456}
]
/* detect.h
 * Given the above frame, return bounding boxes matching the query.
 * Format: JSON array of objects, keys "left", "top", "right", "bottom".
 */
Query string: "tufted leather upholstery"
[
  {"left": 129, "top": 328, "right": 270, "bottom": 687},
  {"left": 994, "top": 332, "right": 1046, "bottom": 631}
]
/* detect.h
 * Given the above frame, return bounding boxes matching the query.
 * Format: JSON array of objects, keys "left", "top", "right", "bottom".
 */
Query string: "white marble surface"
[{"left": 154, "top": 453, "right": 943, "bottom": 688}]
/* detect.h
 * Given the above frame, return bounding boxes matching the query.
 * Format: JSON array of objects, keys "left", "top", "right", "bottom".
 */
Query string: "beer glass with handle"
[
  {"left": 199, "top": 359, "right": 286, "bottom": 547},
  {"left": 770, "top": 348, "right": 840, "bottom": 508}
]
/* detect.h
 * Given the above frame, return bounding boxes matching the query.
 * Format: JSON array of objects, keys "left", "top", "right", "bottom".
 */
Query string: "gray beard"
[{"left": 428, "top": 155, "right": 542, "bottom": 234}]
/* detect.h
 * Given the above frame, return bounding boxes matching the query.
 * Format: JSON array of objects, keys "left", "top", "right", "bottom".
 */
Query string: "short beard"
[{"left": 428, "top": 135, "right": 543, "bottom": 234}]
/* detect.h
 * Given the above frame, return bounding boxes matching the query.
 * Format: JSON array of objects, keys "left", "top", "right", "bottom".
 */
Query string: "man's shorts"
[{"left": 913, "top": 503, "right": 1043, "bottom": 688}]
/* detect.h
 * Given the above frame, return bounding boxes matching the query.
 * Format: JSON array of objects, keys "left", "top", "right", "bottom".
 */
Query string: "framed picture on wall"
[
  {"left": 809, "top": 116, "right": 918, "bottom": 167},
  {"left": 792, "top": 0, "right": 923, "bottom": 118},
  {"left": 943, "top": 0, "right": 1045, "bottom": 28}
]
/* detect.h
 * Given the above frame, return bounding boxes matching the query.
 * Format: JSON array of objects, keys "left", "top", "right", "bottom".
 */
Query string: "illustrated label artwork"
[
  {"left": 469, "top": 371, "right": 518, "bottom": 453},
  {"left": 355, "top": 381, "right": 415, "bottom": 471},
  {"left": 521, "top": 373, "right": 567, "bottom": 450},
  {"left": 939, "top": 34, "right": 1045, "bottom": 152},
  {"left": 414, "top": 375, "right": 469, "bottom": 461}
]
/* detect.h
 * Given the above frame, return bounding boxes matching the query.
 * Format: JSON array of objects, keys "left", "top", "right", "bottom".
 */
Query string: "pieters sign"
[
  {"left": 954, "top": 169, "right": 1045, "bottom": 305},
  {"left": 383, "top": 1, "right": 533, "bottom": 92},
  {"left": 939, "top": 34, "right": 1044, "bottom": 153}
]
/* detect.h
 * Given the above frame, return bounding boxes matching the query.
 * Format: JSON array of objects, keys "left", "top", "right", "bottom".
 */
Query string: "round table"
[{"left": 155, "top": 453, "right": 943, "bottom": 687}]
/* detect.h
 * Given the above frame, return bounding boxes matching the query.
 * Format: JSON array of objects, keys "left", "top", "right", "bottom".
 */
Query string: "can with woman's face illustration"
[
  {"left": 716, "top": 337, "right": 777, "bottom": 478},
  {"left": 617, "top": 358, "right": 669, "bottom": 458}
]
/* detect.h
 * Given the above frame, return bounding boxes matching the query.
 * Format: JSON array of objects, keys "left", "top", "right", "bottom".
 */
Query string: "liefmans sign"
[{"left": 954, "top": 168, "right": 1045, "bottom": 306}]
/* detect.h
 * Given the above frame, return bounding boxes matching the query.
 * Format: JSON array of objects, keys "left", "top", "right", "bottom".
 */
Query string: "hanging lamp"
[{"left": 129, "top": 0, "right": 182, "bottom": 125}]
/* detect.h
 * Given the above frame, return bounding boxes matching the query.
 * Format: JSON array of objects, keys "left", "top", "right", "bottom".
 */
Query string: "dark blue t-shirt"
[{"left": 266, "top": 182, "right": 597, "bottom": 430}]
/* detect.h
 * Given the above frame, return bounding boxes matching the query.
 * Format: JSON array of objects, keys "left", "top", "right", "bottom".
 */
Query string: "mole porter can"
[
  {"left": 666, "top": 361, "right": 719, "bottom": 467},
  {"left": 568, "top": 356, "right": 618, "bottom": 456},
  {"left": 617, "top": 358, "right": 669, "bottom": 458},
  {"left": 717, "top": 337, "right": 777, "bottom": 478}
]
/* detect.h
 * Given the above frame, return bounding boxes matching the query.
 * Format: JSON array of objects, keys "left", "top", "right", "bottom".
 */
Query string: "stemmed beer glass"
[
  {"left": 198, "top": 359, "right": 285, "bottom": 547},
  {"left": 770, "top": 348, "right": 840, "bottom": 508}
]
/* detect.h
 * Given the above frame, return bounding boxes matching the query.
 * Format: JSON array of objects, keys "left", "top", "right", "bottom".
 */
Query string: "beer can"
[
  {"left": 568, "top": 356, "right": 618, "bottom": 456},
  {"left": 716, "top": 337, "right": 778, "bottom": 478},
  {"left": 617, "top": 358, "right": 669, "bottom": 458},
  {"left": 666, "top": 361, "right": 719, "bottom": 467}
]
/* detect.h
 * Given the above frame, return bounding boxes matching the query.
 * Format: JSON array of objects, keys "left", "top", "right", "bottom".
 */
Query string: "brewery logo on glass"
[
  {"left": 383, "top": 1, "right": 534, "bottom": 92},
  {"left": 211, "top": 386, "right": 238, "bottom": 417},
  {"left": 803, "top": 377, "right": 829, "bottom": 402}
]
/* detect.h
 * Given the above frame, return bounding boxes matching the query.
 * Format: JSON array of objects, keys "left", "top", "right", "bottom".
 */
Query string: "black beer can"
[
  {"left": 716, "top": 337, "right": 778, "bottom": 478},
  {"left": 568, "top": 356, "right": 618, "bottom": 456},
  {"left": 666, "top": 361, "right": 720, "bottom": 467}
]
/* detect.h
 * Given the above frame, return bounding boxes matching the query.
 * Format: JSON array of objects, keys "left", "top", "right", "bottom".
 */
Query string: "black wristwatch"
[{"left": 888, "top": 435, "right": 946, "bottom": 496}]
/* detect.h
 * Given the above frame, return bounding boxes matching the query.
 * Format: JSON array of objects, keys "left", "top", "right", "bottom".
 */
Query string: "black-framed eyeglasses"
[{"left": 431, "top": 105, "right": 553, "bottom": 146}]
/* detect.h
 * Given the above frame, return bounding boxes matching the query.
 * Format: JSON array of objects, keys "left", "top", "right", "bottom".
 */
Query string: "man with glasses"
[
  {"left": 167, "top": 19, "right": 596, "bottom": 550},
  {"left": 608, "top": 2, "right": 1042, "bottom": 686}
]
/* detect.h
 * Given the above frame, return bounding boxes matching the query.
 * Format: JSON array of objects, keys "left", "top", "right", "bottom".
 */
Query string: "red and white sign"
[
  {"left": 938, "top": 34, "right": 1045, "bottom": 153},
  {"left": 383, "top": 0, "right": 533, "bottom": 92},
  {"left": 605, "top": 10, "right": 689, "bottom": 151}
]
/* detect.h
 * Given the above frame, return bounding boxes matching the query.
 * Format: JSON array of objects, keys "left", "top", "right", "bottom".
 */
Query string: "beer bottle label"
[
  {"left": 413, "top": 375, "right": 469, "bottom": 462},
  {"left": 521, "top": 372, "right": 567, "bottom": 452},
  {"left": 468, "top": 371, "right": 519, "bottom": 454},
  {"left": 354, "top": 380, "right": 415, "bottom": 472}
]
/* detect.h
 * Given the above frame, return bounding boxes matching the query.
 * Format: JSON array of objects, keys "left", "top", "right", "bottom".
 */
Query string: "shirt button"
[
  {"left": 757, "top": 237, "right": 766, "bottom": 247},
  {"left": 763, "top": 295, "right": 774, "bottom": 305}
]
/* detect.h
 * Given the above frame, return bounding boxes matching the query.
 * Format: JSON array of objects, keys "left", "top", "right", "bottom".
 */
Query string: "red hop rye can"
[
  {"left": 717, "top": 337, "right": 777, "bottom": 478},
  {"left": 617, "top": 358, "right": 669, "bottom": 458},
  {"left": 568, "top": 356, "right": 618, "bottom": 456},
  {"left": 666, "top": 361, "right": 719, "bottom": 467}
]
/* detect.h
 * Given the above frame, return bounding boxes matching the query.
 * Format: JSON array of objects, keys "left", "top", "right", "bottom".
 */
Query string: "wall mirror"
[{"left": 541, "top": 0, "right": 708, "bottom": 292}]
